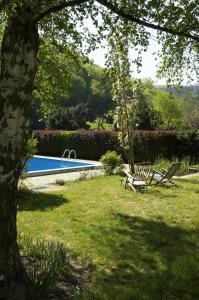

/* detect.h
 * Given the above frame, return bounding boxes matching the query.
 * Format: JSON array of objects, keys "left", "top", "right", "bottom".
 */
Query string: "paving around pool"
[{"left": 23, "top": 155, "right": 103, "bottom": 191}]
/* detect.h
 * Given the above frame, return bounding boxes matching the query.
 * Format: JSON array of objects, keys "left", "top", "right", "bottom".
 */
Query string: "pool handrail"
[
  {"left": 69, "top": 150, "right": 76, "bottom": 160},
  {"left": 61, "top": 149, "right": 77, "bottom": 167},
  {"left": 61, "top": 149, "right": 70, "bottom": 166}
]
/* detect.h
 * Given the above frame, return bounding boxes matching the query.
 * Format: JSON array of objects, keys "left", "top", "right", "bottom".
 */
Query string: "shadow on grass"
[
  {"left": 87, "top": 214, "right": 199, "bottom": 299},
  {"left": 17, "top": 188, "right": 68, "bottom": 211}
]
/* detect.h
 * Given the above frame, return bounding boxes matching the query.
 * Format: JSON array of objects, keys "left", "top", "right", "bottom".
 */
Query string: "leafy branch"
[{"left": 96, "top": 0, "right": 199, "bottom": 42}]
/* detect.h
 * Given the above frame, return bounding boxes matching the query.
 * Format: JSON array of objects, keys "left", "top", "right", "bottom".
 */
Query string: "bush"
[
  {"left": 33, "top": 130, "right": 121, "bottom": 160},
  {"left": 100, "top": 151, "right": 123, "bottom": 175},
  {"left": 33, "top": 130, "right": 199, "bottom": 162},
  {"left": 20, "top": 137, "right": 38, "bottom": 177}
]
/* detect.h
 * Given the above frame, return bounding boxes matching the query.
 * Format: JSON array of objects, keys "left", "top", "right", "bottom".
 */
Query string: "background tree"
[
  {"left": 33, "top": 37, "right": 87, "bottom": 129},
  {"left": 153, "top": 90, "right": 185, "bottom": 129}
]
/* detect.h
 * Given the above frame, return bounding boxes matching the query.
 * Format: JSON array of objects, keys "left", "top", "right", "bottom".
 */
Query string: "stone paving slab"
[{"left": 22, "top": 169, "right": 104, "bottom": 192}]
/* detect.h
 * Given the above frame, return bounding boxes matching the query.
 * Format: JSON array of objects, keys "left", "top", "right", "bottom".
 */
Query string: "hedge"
[{"left": 33, "top": 130, "right": 199, "bottom": 162}]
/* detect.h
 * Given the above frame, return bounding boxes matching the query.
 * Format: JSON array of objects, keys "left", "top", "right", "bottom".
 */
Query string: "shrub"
[
  {"left": 18, "top": 234, "right": 66, "bottom": 299},
  {"left": 100, "top": 151, "right": 123, "bottom": 175},
  {"left": 20, "top": 137, "right": 38, "bottom": 177},
  {"left": 33, "top": 130, "right": 121, "bottom": 160},
  {"left": 33, "top": 130, "right": 199, "bottom": 162},
  {"left": 25, "top": 137, "right": 38, "bottom": 161}
]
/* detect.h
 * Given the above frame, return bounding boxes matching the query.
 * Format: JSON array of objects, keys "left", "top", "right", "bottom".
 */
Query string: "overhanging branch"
[
  {"left": 34, "top": 0, "right": 199, "bottom": 42},
  {"left": 96, "top": 0, "right": 199, "bottom": 42},
  {"left": 34, "top": 0, "right": 90, "bottom": 23}
]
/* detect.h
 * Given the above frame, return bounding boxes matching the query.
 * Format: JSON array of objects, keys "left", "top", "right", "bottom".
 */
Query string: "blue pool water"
[{"left": 27, "top": 157, "right": 93, "bottom": 172}]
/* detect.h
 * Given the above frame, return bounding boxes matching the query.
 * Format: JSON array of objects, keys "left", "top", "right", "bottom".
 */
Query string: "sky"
[
  {"left": 83, "top": 17, "right": 198, "bottom": 86},
  {"left": 88, "top": 37, "right": 166, "bottom": 85},
  {"left": 85, "top": 19, "right": 167, "bottom": 85}
]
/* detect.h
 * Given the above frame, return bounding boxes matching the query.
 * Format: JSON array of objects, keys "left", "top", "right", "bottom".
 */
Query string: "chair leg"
[
  {"left": 130, "top": 184, "right": 137, "bottom": 192},
  {"left": 124, "top": 178, "right": 128, "bottom": 189},
  {"left": 169, "top": 180, "right": 177, "bottom": 186},
  {"left": 149, "top": 175, "right": 154, "bottom": 185}
]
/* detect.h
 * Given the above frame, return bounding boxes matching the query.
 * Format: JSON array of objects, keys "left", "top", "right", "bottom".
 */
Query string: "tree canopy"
[{"left": 1, "top": 0, "right": 198, "bottom": 84}]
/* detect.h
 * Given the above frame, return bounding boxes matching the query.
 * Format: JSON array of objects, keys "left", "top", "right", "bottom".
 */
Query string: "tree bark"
[{"left": 0, "top": 15, "right": 39, "bottom": 297}]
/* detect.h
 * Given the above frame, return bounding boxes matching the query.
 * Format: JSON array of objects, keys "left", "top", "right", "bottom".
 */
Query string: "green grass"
[{"left": 17, "top": 176, "right": 199, "bottom": 299}]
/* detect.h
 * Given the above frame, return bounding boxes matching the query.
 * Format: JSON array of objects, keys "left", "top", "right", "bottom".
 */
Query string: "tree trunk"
[{"left": 0, "top": 15, "right": 39, "bottom": 297}]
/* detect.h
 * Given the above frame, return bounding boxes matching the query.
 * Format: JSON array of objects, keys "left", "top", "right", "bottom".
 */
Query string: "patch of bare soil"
[{"left": 21, "top": 255, "right": 93, "bottom": 299}]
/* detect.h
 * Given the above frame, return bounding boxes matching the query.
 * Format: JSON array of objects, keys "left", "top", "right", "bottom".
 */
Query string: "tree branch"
[
  {"left": 34, "top": 0, "right": 199, "bottom": 42},
  {"left": 34, "top": 0, "right": 90, "bottom": 23},
  {"left": 96, "top": 0, "right": 199, "bottom": 42}
]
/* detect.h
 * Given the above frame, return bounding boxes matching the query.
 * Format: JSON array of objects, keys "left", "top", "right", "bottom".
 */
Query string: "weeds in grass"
[
  {"left": 77, "top": 171, "right": 101, "bottom": 181},
  {"left": 18, "top": 234, "right": 66, "bottom": 299}
]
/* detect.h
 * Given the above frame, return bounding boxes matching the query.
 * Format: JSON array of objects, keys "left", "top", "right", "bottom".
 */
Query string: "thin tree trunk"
[{"left": 0, "top": 15, "right": 39, "bottom": 296}]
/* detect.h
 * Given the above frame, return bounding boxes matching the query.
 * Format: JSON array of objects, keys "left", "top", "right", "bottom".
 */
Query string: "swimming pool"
[{"left": 26, "top": 156, "right": 100, "bottom": 177}]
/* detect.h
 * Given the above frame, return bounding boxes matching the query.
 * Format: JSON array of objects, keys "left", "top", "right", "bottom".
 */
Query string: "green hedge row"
[{"left": 33, "top": 130, "right": 199, "bottom": 162}]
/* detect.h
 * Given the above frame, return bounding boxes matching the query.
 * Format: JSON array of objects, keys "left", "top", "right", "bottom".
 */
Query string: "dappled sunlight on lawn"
[{"left": 17, "top": 175, "right": 199, "bottom": 299}]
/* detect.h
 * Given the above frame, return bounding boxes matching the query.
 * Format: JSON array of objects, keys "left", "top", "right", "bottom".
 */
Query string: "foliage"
[
  {"left": 32, "top": 62, "right": 114, "bottom": 130},
  {"left": 51, "top": 103, "right": 89, "bottom": 130},
  {"left": 86, "top": 64, "right": 114, "bottom": 119},
  {"left": 24, "top": 137, "right": 38, "bottom": 162},
  {"left": 153, "top": 90, "right": 185, "bottom": 129},
  {"left": 33, "top": 129, "right": 199, "bottom": 162},
  {"left": 33, "top": 130, "right": 120, "bottom": 160},
  {"left": 18, "top": 234, "right": 66, "bottom": 299},
  {"left": 108, "top": 20, "right": 139, "bottom": 172},
  {"left": 87, "top": 118, "right": 112, "bottom": 131},
  {"left": 181, "top": 156, "right": 192, "bottom": 175},
  {"left": 86, "top": 110, "right": 113, "bottom": 131},
  {"left": 154, "top": 156, "right": 192, "bottom": 176},
  {"left": 33, "top": 39, "right": 85, "bottom": 129},
  {"left": 17, "top": 176, "right": 199, "bottom": 299},
  {"left": 100, "top": 151, "right": 123, "bottom": 175},
  {"left": 20, "top": 137, "right": 38, "bottom": 176}
]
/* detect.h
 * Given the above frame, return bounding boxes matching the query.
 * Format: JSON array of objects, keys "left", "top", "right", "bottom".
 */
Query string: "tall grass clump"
[
  {"left": 154, "top": 156, "right": 193, "bottom": 175},
  {"left": 154, "top": 156, "right": 171, "bottom": 172},
  {"left": 180, "top": 156, "right": 191, "bottom": 175},
  {"left": 18, "top": 234, "right": 67, "bottom": 299}
]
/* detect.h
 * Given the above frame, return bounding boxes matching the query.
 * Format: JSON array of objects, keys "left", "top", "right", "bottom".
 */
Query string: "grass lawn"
[{"left": 18, "top": 176, "right": 199, "bottom": 299}]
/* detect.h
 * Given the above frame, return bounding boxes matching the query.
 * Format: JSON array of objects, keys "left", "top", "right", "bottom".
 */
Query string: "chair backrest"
[
  {"left": 134, "top": 162, "right": 152, "bottom": 181},
  {"left": 163, "top": 162, "right": 181, "bottom": 179}
]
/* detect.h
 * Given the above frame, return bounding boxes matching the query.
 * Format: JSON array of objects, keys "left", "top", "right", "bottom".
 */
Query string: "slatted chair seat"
[
  {"left": 123, "top": 162, "right": 152, "bottom": 192},
  {"left": 149, "top": 162, "right": 181, "bottom": 186}
]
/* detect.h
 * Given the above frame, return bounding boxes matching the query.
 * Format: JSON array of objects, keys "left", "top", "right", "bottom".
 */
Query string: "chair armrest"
[
  {"left": 162, "top": 168, "right": 168, "bottom": 174},
  {"left": 151, "top": 169, "right": 164, "bottom": 176},
  {"left": 149, "top": 169, "right": 164, "bottom": 185},
  {"left": 126, "top": 172, "right": 135, "bottom": 181},
  {"left": 124, "top": 171, "right": 135, "bottom": 182}
]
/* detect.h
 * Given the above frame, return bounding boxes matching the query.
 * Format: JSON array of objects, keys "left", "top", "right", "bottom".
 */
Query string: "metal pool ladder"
[{"left": 61, "top": 149, "right": 77, "bottom": 167}]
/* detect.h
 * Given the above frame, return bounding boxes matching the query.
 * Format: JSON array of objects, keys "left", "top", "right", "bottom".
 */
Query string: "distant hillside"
[{"left": 157, "top": 85, "right": 199, "bottom": 100}]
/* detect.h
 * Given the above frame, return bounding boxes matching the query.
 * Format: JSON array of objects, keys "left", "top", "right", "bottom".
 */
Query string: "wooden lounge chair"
[
  {"left": 149, "top": 162, "right": 181, "bottom": 186},
  {"left": 123, "top": 162, "right": 152, "bottom": 192}
]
